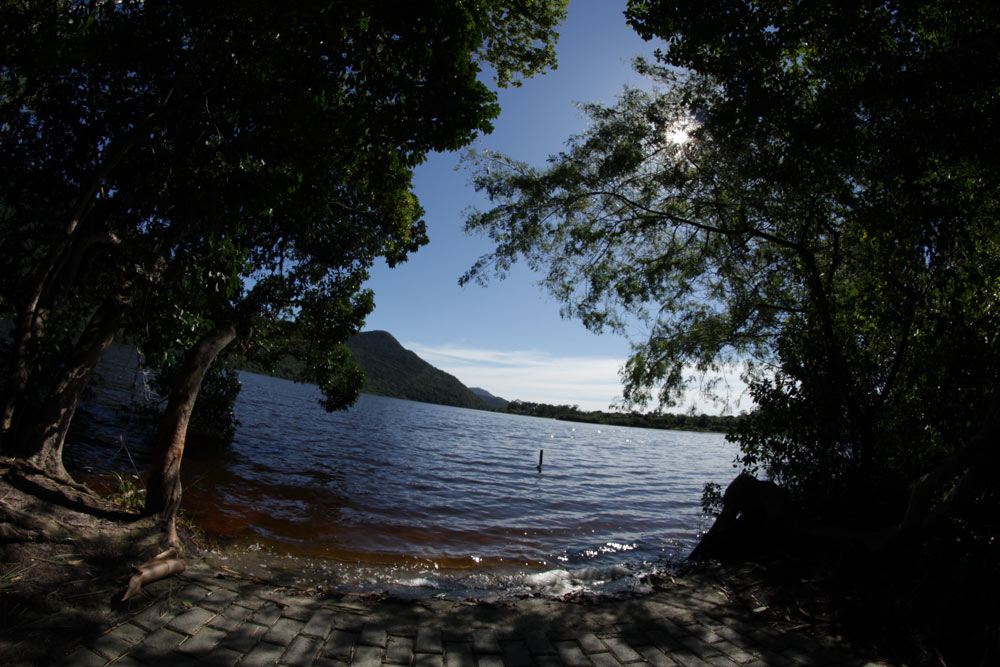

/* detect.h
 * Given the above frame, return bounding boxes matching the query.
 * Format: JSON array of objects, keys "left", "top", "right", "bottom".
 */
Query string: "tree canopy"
[
  {"left": 0, "top": 0, "right": 567, "bottom": 523},
  {"left": 463, "top": 0, "right": 999, "bottom": 520},
  {"left": 464, "top": 5, "right": 999, "bottom": 656}
]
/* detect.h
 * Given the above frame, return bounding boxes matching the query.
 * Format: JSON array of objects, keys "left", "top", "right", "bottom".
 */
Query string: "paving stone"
[
  {"left": 175, "top": 584, "right": 212, "bottom": 605},
  {"left": 234, "top": 593, "right": 269, "bottom": 611},
  {"left": 386, "top": 635, "right": 415, "bottom": 665},
  {"left": 111, "top": 656, "right": 149, "bottom": 667},
  {"left": 589, "top": 652, "right": 626, "bottom": 667},
  {"left": 168, "top": 606, "right": 216, "bottom": 635},
  {"left": 253, "top": 602, "right": 286, "bottom": 627},
  {"left": 130, "top": 626, "right": 187, "bottom": 664},
  {"left": 131, "top": 602, "right": 179, "bottom": 631},
  {"left": 178, "top": 626, "right": 228, "bottom": 655},
  {"left": 106, "top": 621, "right": 147, "bottom": 645},
  {"left": 637, "top": 646, "right": 676, "bottom": 667},
  {"left": 547, "top": 624, "right": 579, "bottom": 641},
  {"left": 58, "top": 646, "right": 107, "bottom": 667},
  {"left": 443, "top": 628, "right": 472, "bottom": 643},
  {"left": 500, "top": 639, "right": 534, "bottom": 667},
  {"left": 353, "top": 644, "right": 384, "bottom": 667},
  {"left": 314, "top": 657, "right": 350, "bottom": 667},
  {"left": 201, "top": 645, "right": 244, "bottom": 667},
  {"left": 265, "top": 617, "right": 306, "bottom": 646},
  {"left": 282, "top": 601, "right": 316, "bottom": 622},
  {"left": 209, "top": 603, "right": 253, "bottom": 632},
  {"left": 242, "top": 639, "right": 287, "bottom": 667},
  {"left": 281, "top": 634, "right": 324, "bottom": 665},
  {"left": 690, "top": 627, "right": 726, "bottom": 645},
  {"left": 713, "top": 627, "right": 748, "bottom": 645},
  {"left": 324, "top": 629, "right": 359, "bottom": 659},
  {"left": 387, "top": 622, "right": 418, "bottom": 638},
  {"left": 415, "top": 627, "right": 443, "bottom": 654},
  {"left": 678, "top": 635, "right": 723, "bottom": 659},
  {"left": 92, "top": 623, "right": 143, "bottom": 660},
  {"left": 535, "top": 656, "right": 565, "bottom": 667},
  {"left": 663, "top": 606, "right": 699, "bottom": 626},
  {"left": 647, "top": 629, "right": 686, "bottom": 654},
  {"left": 556, "top": 640, "right": 593, "bottom": 667},
  {"left": 415, "top": 652, "right": 444, "bottom": 667},
  {"left": 473, "top": 628, "right": 501, "bottom": 654},
  {"left": 613, "top": 624, "right": 647, "bottom": 642},
  {"left": 523, "top": 630, "right": 557, "bottom": 655},
  {"left": 602, "top": 637, "right": 644, "bottom": 663},
  {"left": 445, "top": 641, "right": 476, "bottom": 667},
  {"left": 223, "top": 622, "right": 269, "bottom": 652},
  {"left": 334, "top": 615, "right": 367, "bottom": 633},
  {"left": 359, "top": 623, "right": 389, "bottom": 647},
  {"left": 68, "top": 552, "right": 883, "bottom": 667},
  {"left": 650, "top": 617, "right": 692, "bottom": 640},
  {"left": 200, "top": 588, "right": 241, "bottom": 612},
  {"left": 577, "top": 632, "right": 607, "bottom": 654},
  {"left": 711, "top": 640, "right": 757, "bottom": 664},
  {"left": 742, "top": 657, "right": 789, "bottom": 667},
  {"left": 302, "top": 607, "right": 338, "bottom": 639},
  {"left": 669, "top": 652, "right": 715, "bottom": 667}
]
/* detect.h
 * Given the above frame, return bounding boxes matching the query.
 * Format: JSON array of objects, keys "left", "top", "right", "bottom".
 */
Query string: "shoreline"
[
  {"left": 198, "top": 540, "right": 675, "bottom": 602},
  {"left": 42, "top": 548, "right": 886, "bottom": 667}
]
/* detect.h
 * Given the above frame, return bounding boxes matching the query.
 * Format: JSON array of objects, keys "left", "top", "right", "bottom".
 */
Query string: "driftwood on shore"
[{"left": 122, "top": 547, "right": 186, "bottom": 601}]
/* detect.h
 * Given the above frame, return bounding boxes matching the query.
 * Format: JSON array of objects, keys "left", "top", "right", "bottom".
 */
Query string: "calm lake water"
[{"left": 67, "top": 345, "right": 739, "bottom": 597}]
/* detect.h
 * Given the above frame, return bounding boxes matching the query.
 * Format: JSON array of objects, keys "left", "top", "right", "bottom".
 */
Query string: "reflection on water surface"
[{"left": 67, "top": 344, "right": 738, "bottom": 596}]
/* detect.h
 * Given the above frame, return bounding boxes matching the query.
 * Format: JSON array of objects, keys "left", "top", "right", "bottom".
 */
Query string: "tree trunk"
[
  {"left": 144, "top": 323, "right": 237, "bottom": 544},
  {"left": 1, "top": 96, "right": 172, "bottom": 439},
  {"left": 19, "top": 298, "right": 127, "bottom": 483}
]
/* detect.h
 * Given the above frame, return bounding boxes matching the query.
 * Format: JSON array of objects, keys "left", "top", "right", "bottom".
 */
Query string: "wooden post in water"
[{"left": 537, "top": 449, "right": 544, "bottom": 472}]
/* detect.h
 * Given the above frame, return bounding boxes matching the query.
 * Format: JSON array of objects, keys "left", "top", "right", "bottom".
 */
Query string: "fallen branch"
[{"left": 122, "top": 547, "right": 185, "bottom": 601}]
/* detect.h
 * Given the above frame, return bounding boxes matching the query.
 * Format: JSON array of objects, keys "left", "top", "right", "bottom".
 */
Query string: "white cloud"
[{"left": 404, "top": 342, "right": 751, "bottom": 415}]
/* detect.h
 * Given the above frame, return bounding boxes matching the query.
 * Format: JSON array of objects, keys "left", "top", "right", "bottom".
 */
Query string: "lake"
[{"left": 67, "top": 346, "right": 740, "bottom": 597}]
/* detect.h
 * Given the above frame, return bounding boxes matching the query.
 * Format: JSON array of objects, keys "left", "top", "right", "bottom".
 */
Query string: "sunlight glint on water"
[{"left": 68, "top": 347, "right": 739, "bottom": 596}]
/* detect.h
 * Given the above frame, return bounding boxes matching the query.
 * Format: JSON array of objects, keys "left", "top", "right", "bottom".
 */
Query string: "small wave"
[
  {"left": 520, "top": 565, "right": 633, "bottom": 596},
  {"left": 394, "top": 577, "right": 441, "bottom": 589}
]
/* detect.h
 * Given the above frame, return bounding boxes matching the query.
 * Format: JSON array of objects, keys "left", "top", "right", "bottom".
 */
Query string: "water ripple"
[{"left": 68, "top": 354, "right": 739, "bottom": 573}]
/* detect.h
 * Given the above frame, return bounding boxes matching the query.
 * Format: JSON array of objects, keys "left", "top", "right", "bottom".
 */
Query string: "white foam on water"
[
  {"left": 394, "top": 577, "right": 441, "bottom": 589},
  {"left": 519, "top": 565, "right": 633, "bottom": 596}
]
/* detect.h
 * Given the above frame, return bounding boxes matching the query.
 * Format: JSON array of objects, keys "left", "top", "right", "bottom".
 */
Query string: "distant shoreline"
[{"left": 502, "top": 400, "right": 742, "bottom": 434}]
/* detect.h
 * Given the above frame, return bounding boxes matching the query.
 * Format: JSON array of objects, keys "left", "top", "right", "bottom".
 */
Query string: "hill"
[
  {"left": 240, "top": 330, "right": 498, "bottom": 410},
  {"left": 469, "top": 387, "right": 509, "bottom": 409},
  {"left": 344, "top": 331, "right": 490, "bottom": 410},
  {"left": 242, "top": 331, "right": 492, "bottom": 410}
]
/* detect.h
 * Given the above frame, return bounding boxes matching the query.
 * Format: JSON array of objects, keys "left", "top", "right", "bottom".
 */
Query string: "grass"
[
  {"left": 0, "top": 562, "right": 32, "bottom": 591},
  {"left": 109, "top": 471, "right": 146, "bottom": 512}
]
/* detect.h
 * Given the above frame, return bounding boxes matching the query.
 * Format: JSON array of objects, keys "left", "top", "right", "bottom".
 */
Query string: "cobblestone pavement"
[{"left": 59, "top": 561, "right": 886, "bottom": 667}]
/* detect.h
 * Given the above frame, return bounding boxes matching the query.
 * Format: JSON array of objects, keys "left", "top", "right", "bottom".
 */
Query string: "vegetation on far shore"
[
  {"left": 241, "top": 330, "right": 737, "bottom": 430},
  {"left": 503, "top": 400, "right": 740, "bottom": 433}
]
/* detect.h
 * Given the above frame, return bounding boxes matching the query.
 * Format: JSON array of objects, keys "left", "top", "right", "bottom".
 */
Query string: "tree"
[
  {"left": 462, "top": 0, "right": 1000, "bottom": 532},
  {"left": 1, "top": 0, "right": 568, "bottom": 535}
]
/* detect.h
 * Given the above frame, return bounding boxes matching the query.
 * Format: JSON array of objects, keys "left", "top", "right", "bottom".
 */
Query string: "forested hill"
[
  {"left": 469, "top": 387, "right": 510, "bottom": 409},
  {"left": 239, "top": 330, "right": 492, "bottom": 410},
  {"left": 344, "top": 331, "right": 490, "bottom": 410}
]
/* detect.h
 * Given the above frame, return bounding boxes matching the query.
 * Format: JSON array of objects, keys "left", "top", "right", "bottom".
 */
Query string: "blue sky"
[{"left": 362, "top": 1, "right": 747, "bottom": 414}]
